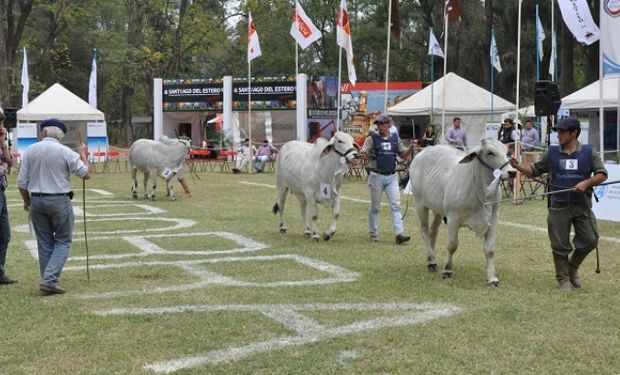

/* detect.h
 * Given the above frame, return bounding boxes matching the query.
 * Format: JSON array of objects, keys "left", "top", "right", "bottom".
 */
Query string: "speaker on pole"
[{"left": 534, "top": 81, "right": 561, "bottom": 116}]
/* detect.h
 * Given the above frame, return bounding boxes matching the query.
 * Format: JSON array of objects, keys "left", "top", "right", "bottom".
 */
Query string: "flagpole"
[
  {"left": 536, "top": 4, "right": 540, "bottom": 81},
  {"left": 383, "top": 0, "right": 392, "bottom": 112},
  {"left": 430, "top": 28, "right": 435, "bottom": 124},
  {"left": 514, "top": 0, "right": 523, "bottom": 203},
  {"left": 491, "top": 52, "right": 495, "bottom": 121},
  {"left": 550, "top": 0, "right": 555, "bottom": 81},
  {"left": 441, "top": 11, "right": 449, "bottom": 144},
  {"left": 598, "top": 1, "right": 604, "bottom": 160},
  {"left": 336, "top": 47, "right": 343, "bottom": 131},
  {"left": 247, "top": 12, "right": 253, "bottom": 174}
]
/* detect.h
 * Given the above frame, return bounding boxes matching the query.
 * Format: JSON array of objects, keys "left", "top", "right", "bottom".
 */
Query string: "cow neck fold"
[{"left": 318, "top": 150, "right": 348, "bottom": 196}]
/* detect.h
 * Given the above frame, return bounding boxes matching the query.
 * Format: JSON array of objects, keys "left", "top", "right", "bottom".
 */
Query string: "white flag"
[
  {"left": 337, "top": 0, "right": 356, "bottom": 86},
  {"left": 490, "top": 29, "right": 502, "bottom": 73},
  {"left": 21, "top": 48, "right": 29, "bottom": 108},
  {"left": 601, "top": 0, "right": 620, "bottom": 76},
  {"left": 549, "top": 30, "right": 557, "bottom": 79},
  {"left": 247, "top": 13, "right": 262, "bottom": 62},
  {"left": 88, "top": 50, "right": 97, "bottom": 108},
  {"left": 556, "top": 0, "right": 599, "bottom": 45},
  {"left": 536, "top": 14, "right": 545, "bottom": 61},
  {"left": 428, "top": 29, "right": 444, "bottom": 58},
  {"left": 290, "top": 0, "right": 322, "bottom": 49}
]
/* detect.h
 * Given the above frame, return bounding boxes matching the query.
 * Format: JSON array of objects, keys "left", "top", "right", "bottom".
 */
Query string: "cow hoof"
[
  {"left": 442, "top": 271, "right": 453, "bottom": 279},
  {"left": 170, "top": 197, "right": 177, "bottom": 201},
  {"left": 427, "top": 264, "right": 438, "bottom": 273},
  {"left": 322, "top": 232, "right": 334, "bottom": 241},
  {"left": 132, "top": 194, "right": 138, "bottom": 200},
  {"left": 488, "top": 279, "right": 500, "bottom": 287},
  {"left": 313, "top": 235, "right": 320, "bottom": 242},
  {"left": 279, "top": 228, "right": 287, "bottom": 234},
  {"left": 143, "top": 194, "right": 149, "bottom": 199},
  {"left": 303, "top": 232, "right": 312, "bottom": 239}
]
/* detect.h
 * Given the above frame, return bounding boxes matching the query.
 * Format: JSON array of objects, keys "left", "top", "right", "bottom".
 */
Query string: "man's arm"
[{"left": 19, "top": 187, "right": 30, "bottom": 211}]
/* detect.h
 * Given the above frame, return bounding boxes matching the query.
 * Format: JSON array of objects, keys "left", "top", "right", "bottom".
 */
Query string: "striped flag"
[
  {"left": 247, "top": 13, "right": 262, "bottom": 62},
  {"left": 290, "top": 0, "right": 322, "bottom": 49},
  {"left": 21, "top": 48, "right": 29, "bottom": 107},
  {"left": 428, "top": 29, "right": 444, "bottom": 58},
  {"left": 490, "top": 29, "right": 502, "bottom": 73},
  {"left": 337, "top": 0, "right": 356, "bottom": 86}
]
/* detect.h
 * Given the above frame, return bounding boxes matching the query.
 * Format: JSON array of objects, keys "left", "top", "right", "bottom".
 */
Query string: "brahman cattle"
[
  {"left": 273, "top": 131, "right": 360, "bottom": 241},
  {"left": 409, "top": 138, "right": 516, "bottom": 286},
  {"left": 129, "top": 136, "right": 191, "bottom": 201}
]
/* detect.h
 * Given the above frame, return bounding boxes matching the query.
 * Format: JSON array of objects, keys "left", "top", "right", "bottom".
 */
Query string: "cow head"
[
  {"left": 459, "top": 138, "right": 516, "bottom": 179},
  {"left": 177, "top": 136, "right": 192, "bottom": 154},
  {"left": 320, "top": 131, "right": 360, "bottom": 162}
]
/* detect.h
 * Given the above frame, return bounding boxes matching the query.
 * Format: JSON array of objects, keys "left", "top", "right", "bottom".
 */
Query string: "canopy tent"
[
  {"left": 388, "top": 72, "right": 515, "bottom": 143},
  {"left": 560, "top": 76, "right": 620, "bottom": 155},
  {"left": 15, "top": 83, "right": 107, "bottom": 153}
]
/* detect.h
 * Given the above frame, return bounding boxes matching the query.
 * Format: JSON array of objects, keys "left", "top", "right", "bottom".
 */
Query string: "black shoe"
[
  {"left": 39, "top": 283, "right": 66, "bottom": 295},
  {"left": 0, "top": 276, "right": 17, "bottom": 285},
  {"left": 232, "top": 168, "right": 240, "bottom": 174},
  {"left": 395, "top": 234, "right": 411, "bottom": 244}
]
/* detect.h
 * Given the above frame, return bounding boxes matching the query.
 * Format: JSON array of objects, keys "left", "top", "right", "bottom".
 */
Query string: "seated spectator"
[
  {"left": 253, "top": 139, "right": 278, "bottom": 173},
  {"left": 232, "top": 138, "right": 257, "bottom": 174},
  {"left": 419, "top": 124, "right": 437, "bottom": 147}
]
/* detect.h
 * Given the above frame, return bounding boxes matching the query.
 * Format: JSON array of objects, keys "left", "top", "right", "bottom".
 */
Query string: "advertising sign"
[
  {"left": 232, "top": 80, "right": 297, "bottom": 111},
  {"left": 593, "top": 164, "right": 620, "bottom": 222},
  {"left": 162, "top": 79, "right": 224, "bottom": 111}
]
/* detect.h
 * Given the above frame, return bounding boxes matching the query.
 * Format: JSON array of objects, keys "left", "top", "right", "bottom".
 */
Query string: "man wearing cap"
[
  {"left": 362, "top": 113, "right": 414, "bottom": 244},
  {"left": 510, "top": 117, "right": 607, "bottom": 292},
  {"left": 17, "top": 119, "right": 92, "bottom": 295}
]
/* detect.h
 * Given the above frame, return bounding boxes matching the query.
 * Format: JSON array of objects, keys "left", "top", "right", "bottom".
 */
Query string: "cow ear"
[
  {"left": 459, "top": 152, "right": 477, "bottom": 164},
  {"left": 320, "top": 144, "right": 333, "bottom": 157}
]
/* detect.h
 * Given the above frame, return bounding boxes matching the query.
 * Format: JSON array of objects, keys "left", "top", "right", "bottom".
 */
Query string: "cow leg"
[
  {"left": 131, "top": 167, "right": 138, "bottom": 199},
  {"left": 416, "top": 205, "right": 437, "bottom": 272},
  {"left": 308, "top": 202, "right": 320, "bottom": 242},
  {"left": 323, "top": 197, "right": 340, "bottom": 241},
  {"left": 148, "top": 170, "right": 157, "bottom": 200},
  {"left": 442, "top": 218, "right": 460, "bottom": 279},
  {"left": 142, "top": 172, "right": 150, "bottom": 199},
  {"left": 167, "top": 179, "right": 176, "bottom": 201},
  {"left": 426, "top": 213, "right": 443, "bottom": 272},
  {"left": 483, "top": 222, "right": 500, "bottom": 286},
  {"left": 274, "top": 187, "right": 289, "bottom": 234},
  {"left": 294, "top": 193, "right": 312, "bottom": 238}
]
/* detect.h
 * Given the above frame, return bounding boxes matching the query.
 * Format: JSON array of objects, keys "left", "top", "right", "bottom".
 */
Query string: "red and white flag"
[
  {"left": 247, "top": 12, "right": 262, "bottom": 62},
  {"left": 444, "top": 0, "right": 462, "bottom": 21},
  {"left": 337, "top": 0, "right": 356, "bottom": 86},
  {"left": 290, "top": 0, "right": 322, "bottom": 50}
]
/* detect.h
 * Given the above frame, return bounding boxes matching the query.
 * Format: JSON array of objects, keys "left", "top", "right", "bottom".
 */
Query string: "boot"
[
  {"left": 179, "top": 178, "right": 192, "bottom": 197},
  {"left": 552, "top": 253, "right": 572, "bottom": 292},
  {"left": 568, "top": 250, "right": 589, "bottom": 288}
]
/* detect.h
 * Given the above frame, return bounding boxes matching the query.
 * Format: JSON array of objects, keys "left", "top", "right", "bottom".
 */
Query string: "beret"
[{"left": 40, "top": 118, "right": 67, "bottom": 134}]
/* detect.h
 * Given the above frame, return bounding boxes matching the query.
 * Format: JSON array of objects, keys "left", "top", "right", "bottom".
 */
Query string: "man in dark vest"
[
  {"left": 498, "top": 118, "right": 517, "bottom": 156},
  {"left": 510, "top": 117, "right": 607, "bottom": 292},
  {"left": 362, "top": 113, "right": 415, "bottom": 244}
]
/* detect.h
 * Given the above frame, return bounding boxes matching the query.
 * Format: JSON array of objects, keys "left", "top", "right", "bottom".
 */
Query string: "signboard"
[
  {"left": 15, "top": 123, "right": 37, "bottom": 154},
  {"left": 232, "top": 80, "right": 297, "bottom": 111},
  {"left": 485, "top": 122, "right": 502, "bottom": 139},
  {"left": 593, "top": 164, "right": 620, "bottom": 222},
  {"left": 162, "top": 79, "right": 224, "bottom": 111},
  {"left": 87, "top": 122, "right": 109, "bottom": 162}
]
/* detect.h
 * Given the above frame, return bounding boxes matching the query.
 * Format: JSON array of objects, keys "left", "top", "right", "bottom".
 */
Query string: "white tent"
[
  {"left": 561, "top": 76, "right": 620, "bottom": 109},
  {"left": 388, "top": 72, "right": 515, "bottom": 142},
  {"left": 17, "top": 83, "right": 104, "bottom": 121},
  {"left": 15, "top": 83, "right": 107, "bottom": 154}
]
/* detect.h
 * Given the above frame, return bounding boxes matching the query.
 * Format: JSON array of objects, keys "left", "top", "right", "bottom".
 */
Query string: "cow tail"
[{"left": 272, "top": 203, "right": 280, "bottom": 214}]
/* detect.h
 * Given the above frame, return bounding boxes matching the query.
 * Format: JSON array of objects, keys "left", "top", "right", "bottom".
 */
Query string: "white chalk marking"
[
  {"left": 75, "top": 202, "right": 166, "bottom": 217},
  {"left": 14, "top": 217, "right": 196, "bottom": 235},
  {"left": 92, "top": 302, "right": 460, "bottom": 374},
  {"left": 77, "top": 255, "right": 360, "bottom": 299},
  {"left": 336, "top": 350, "right": 359, "bottom": 364}
]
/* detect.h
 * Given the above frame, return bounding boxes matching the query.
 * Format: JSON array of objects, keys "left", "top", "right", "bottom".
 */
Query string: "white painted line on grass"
[
  {"left": 90, "top": 302, "right": 460, "bottom": 374},
  {"left": 500, "top": 220, "right": 620, "bottom": 244},
  {"left": 77, "top": 254, "right": 360, "bottom": 299},
  {"left": 14, "top": 217, "right": 196, "bottom": 235}
]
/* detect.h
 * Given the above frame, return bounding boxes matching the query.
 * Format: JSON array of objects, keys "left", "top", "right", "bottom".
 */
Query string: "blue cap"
[
  {"left": 40, "top": 118, "right": 67, "bottom": 134},
  {"left": 553, "top": 117, "right": 580, "bottom": 131},
  {"left": 373, "top": 113, "right": 392, "bottom": 125}
]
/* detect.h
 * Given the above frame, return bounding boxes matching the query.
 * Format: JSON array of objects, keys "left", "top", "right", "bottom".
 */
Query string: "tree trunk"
[
  {"left": 483, "top": 0, "right": 493, "bottom": 91},
  {"left": 559, "top": 20, "right": 575, "bottom": 97}
]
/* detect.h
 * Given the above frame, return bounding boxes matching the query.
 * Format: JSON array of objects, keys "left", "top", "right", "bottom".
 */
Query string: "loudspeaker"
[
  {"left": 3, "top": 107, "right": 16, "bottom": 128},
  {"left": 534, "top": 81, "right": 561, "bottom": 116}
]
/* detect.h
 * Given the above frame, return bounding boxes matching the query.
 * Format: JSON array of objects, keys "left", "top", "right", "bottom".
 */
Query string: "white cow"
[
  {"left": 409, "top": 138, "right": 516, "bottom": 286},
  {"left": 272, "top": 131, "right": 360, "bottom": 241},
  {"left": 129, "top": 136, "right": 191, "bottom": 201}
]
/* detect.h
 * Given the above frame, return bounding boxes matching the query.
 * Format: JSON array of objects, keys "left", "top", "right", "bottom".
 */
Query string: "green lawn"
[{"left": 1, "top": 169, "right": 619, "bottom": 374}]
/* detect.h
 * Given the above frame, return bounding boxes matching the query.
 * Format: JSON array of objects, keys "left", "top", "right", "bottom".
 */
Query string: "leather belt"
[
  {"left": 372, "top": 170, "right": 395, "bottom": 176},
  {"left": 30, "top": 192, "right": 71, "bottom": 197}
]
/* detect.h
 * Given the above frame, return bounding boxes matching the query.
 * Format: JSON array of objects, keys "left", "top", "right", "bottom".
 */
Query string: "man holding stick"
[
  {"left": 17, "top": 119, "right": 92, "bottom": 295},
  {"left": 509, "top": 117, "right": 607, "bottom": 292}
]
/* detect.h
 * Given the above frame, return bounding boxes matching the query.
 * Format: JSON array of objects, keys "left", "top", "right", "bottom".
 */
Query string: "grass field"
[{"left": 1, "top": 168, "right": 619, "bottom": 374}]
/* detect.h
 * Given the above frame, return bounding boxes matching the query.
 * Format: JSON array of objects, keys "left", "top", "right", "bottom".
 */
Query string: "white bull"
[
  {"left": 409, "top": 138, "right": 516, "bottom": 286},
  {"left": 272, "top": 131, "right": 360, "bottom": 241},
  {"left": 129, "top": 136, "right": 191, "bottom": 201}
]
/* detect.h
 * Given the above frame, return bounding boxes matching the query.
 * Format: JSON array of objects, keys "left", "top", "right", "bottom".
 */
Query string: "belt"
[
  {"left": 30, "top": 192, "right": 71, "bottom": 197},
  {"left": 551, "top": 201, "right": 585, "bottom": 208},
  {"left": 372, "top": 170, "right": 395, "bottom": 176}
]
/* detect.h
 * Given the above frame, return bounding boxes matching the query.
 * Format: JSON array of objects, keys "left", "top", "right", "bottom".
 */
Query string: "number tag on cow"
[
  {"left": 320, "top": 182, "right": 332, "bottom": 200},
  {"left": 340, "top": 156, "right": 346, "bottom": 165},
  {"left": 160, "top": 168, "right": 174, "bottom": 179}
]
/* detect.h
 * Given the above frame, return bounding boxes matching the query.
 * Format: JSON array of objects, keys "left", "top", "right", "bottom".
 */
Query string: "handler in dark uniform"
[
  {"left": 510, "top": 117, "right": 607, "bottom": 292},
  {"left": 362, "top": 113, "right": 414, "bottom": 244}
]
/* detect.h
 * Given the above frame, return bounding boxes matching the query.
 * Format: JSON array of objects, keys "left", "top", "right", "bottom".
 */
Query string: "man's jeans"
[
  {"left": 368, "top": 172, "right": 404, "bottom": 237},
  {"left": 30, "top": 195, "right": 74, "bottom": 285},
  {"left": 0, "top": 191, "right": 10, "bottom": 277}
]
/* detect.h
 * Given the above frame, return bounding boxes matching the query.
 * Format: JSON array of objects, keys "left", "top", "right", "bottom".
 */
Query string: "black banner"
[
  {"left": 232, "top": 81, "right": 296, "bottom": 111},
  {"left": 162, "top": 81, "right": 223, "bottom": 111}
]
